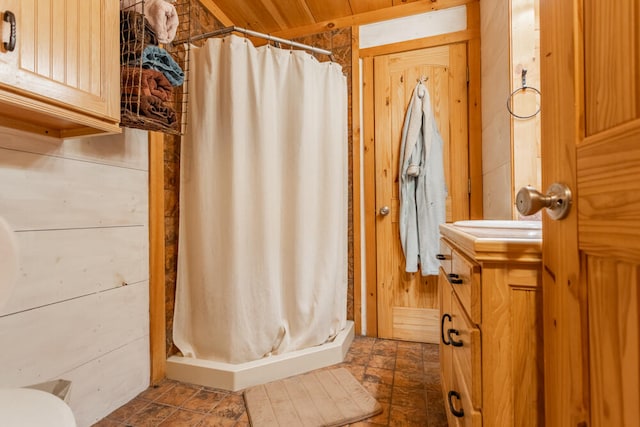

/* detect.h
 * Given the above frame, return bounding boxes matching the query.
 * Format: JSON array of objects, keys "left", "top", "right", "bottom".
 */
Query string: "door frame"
[{"left": 359, "top": 4, "right": 482, "bottom": 336}]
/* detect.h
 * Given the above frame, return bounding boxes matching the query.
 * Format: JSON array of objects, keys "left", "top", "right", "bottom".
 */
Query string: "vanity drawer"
[
  {"left": 450, "top": 249, "right": 481, "bottom": 325},
  {"left": 448, "top": 350, "right": 482, "bottom": 427},
  {"left": 450, "top": 292, "right": 481, "bottom": 410},
  {"left": 437, "top": 239, "right": 453, "bottom": 275}
]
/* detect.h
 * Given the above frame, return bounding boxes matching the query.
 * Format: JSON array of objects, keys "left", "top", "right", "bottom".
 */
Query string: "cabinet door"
[
  {"left": 450, "top": 289, "right": 481, "bottom": 410},
  {"left": 0, "top": 0, "right": 119, "bottom": 121},
  {"left": 450, "top": 349, "right": 482, "bottom": 427}
]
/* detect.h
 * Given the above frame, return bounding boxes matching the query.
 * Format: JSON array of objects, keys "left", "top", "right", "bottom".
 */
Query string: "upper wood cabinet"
[{"left": 0, "top": 0, "right": 120, "bottom": 138}]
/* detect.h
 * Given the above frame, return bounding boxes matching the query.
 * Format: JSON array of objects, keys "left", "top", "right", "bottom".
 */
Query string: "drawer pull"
[
  {"left": 447, "top": 390, "right": 465, "bottom": 418},
  {"left": 447, "top": 328, "right": 464, "bottom": 347},
  {"left": 436, "top": 253, "right": 447, "bottom": 260},
  {"left": 3, "top": 11, "right": 16, "bottom": 52},
  {"left": 441, "top": 313, "right": 452, "bottom": 345},
  {"left": 448, "top": 273, "right": 463, "bottom": 284}
]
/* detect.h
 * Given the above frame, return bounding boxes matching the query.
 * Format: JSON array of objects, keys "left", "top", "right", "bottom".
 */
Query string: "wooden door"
[
  {"left": 373, "top": 44, "right": 469, "bottom": 342},
  {"left": 0, "top": 0, "right": 119, "bottom": 121},
  {"left": 541, "top": 0, "right": 640, "bottom": 425}
]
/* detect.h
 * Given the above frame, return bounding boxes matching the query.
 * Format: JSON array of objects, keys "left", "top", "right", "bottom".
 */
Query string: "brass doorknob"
[
  {"left": 516, "top": 183, "right": 572, "bottom": 220},
  {"left": 379, "top": 206, "right": 390, "bottom": 216}
]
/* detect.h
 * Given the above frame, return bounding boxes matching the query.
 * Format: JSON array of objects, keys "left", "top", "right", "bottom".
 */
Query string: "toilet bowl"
[
  {"left": 0, "top": 217, "right": 77, "bottom": 426},
  {"left": 0, "top": 388, "right": 76, "bottom": 427}
]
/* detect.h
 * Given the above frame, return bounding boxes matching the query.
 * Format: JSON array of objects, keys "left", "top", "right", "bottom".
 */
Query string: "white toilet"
[
  {"left": 0, "top": 388, "right": 77, "bottom": 426},
  {"left": 0, "top": 216, "right": 77, "bottom": 427}
]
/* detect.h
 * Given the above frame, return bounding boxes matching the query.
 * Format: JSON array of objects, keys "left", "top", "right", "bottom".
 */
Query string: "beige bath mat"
[{"left": 243, "top": 367, "right": 382, "bottom": 427}]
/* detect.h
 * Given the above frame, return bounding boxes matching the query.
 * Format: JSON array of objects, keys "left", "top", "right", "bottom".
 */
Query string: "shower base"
[{"left": 166, "top": 320, "right": 355, "bottom": 391}]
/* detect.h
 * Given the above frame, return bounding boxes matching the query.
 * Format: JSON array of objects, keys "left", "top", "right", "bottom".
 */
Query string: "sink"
[
  {"left": 453, "top": 220, "right": 541, "bottom": 230},
  {"left": 450, "top": 220, "right": 542, "bottom": 240}
]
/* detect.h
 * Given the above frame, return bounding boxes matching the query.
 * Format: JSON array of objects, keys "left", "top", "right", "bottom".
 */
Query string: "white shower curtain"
[{"left": 173, "top": 35, "right": 348, "bottom": 364}]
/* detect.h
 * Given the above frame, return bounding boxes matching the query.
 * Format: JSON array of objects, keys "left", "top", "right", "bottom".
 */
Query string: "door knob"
[
  {"left": 379, "top": 206, "right": 390, "bottom": 216},
  {"left": 516, "top": 183, "right": 572, "bottom": 220}
]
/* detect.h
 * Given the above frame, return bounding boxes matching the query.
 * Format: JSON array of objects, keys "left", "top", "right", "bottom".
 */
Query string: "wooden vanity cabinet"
[
  {"left": 0, "top": 0, "right": 120, "bottom": 138},
  {"left": 438, "top": 223, "right": 543, "bottom": 426}
]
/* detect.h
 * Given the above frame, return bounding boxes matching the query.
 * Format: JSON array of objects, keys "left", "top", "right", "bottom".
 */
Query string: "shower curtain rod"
[{"left": 186, "top": 26, "right": 334, "bottom": 58}]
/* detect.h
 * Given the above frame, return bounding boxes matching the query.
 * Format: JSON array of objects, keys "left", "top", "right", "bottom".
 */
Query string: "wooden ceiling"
[{"left": 199, "top": 0, "right": 422, "bottom": 34}]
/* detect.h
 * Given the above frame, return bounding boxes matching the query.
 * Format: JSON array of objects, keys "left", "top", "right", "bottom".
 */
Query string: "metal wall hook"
[
  {"left": 416, "top": 75, "right": 428, "bottom": 98},
  {"left": 520, "top": 68, "right": 528, "bottom": 87}
]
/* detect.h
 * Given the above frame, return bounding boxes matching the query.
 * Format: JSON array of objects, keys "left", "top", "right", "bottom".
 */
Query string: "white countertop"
[{"left": 440, "top": 220, "right": 542, "bottom": 263}]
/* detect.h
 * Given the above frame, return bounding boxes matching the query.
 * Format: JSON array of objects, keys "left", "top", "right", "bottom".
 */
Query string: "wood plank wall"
[
  {"left": 481, "top": 0, "right": 541, "bottom": 219},
  {"left": 0, "top": 127, "right": 150, "bottom": 426},
  {"left": 511, "top": 0, "right": 541, "bottom": 218},
  {"left": 480, "top": 0, "right": 512, "bottom": 218}
]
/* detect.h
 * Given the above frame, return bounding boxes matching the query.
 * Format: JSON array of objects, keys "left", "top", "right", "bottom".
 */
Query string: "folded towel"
[
  {"left": 121, "top": 66, "right": 174, "bottom": 101},
  {"left": 120, "top": 0, "right": 178, "bottom": 44},
  {"left": 120, "top": 107, "right": 179, "bottom": 132},
  {"left": 121, "top": 94, "right": 177, "bottom": 126},
  {"left": 120, "top": 10, "right": 157, "bottom": 63},
  {"left": 135, "top": 45, "right": 184, "bottom": 86}
]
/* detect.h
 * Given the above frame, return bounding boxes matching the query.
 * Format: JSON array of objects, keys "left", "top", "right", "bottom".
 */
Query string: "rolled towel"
[
  {"left": 120, "top": 10, "right": 158, "bottom": 63},
  {"left": 120, "top": 0, "right": 178, "bottom": 44},
  {"left": 121, "top": 66, "right": 174, "bottom": 101},
  {"left": 121, "top": 94, "right": 177, "bottom": 125},
  {"left": 120, "top": 106, "right": 179, "bottom": 131},
  {"left": 136, "top": 45, "right": 184, "bottom": 86}
]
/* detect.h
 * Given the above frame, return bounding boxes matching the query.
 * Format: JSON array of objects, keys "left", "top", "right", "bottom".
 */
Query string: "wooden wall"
[
  {"left": 481, "top": 0, "right": 541, "bottom": 219},
  {"left": 511, "top": 0, "right": 541, "bottom": 218},
  {"left": 480, "top": 0, "right": 512, "bottom": 219},
  {"left": 0, "top": 127, "right": 150, "bottom": 426}
]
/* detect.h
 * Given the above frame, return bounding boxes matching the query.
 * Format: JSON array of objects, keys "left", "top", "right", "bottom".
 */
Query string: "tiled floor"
[{"left": 93, "top": 336, "right": 447, "bottom": 426}]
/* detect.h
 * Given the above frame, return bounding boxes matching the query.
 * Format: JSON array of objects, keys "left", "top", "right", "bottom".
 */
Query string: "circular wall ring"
[{"left": 506, "top": 85, "right": 541, "bottom": 119}]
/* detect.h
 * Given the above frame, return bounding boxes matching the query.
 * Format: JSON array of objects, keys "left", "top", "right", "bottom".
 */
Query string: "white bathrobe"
[{"left": 398, "top": 82, "right": 447, "bottom": 276}]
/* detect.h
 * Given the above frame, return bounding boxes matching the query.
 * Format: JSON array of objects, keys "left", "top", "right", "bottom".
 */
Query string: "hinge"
[{"left": 468, "top": 178, "right": 471, "bottom": 194}]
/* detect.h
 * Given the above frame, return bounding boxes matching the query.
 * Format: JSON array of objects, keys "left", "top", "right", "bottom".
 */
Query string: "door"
[
  {"left": 540, "top": 0, "right": 640, "bottom": 425},
  {"left": 373, "top": 44, "right": 469, "bottom": 342}
]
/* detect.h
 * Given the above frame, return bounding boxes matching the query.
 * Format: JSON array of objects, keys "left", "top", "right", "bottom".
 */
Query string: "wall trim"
[
  {"left": 149, "top": 132, "right": 166, "bottom": 384},
  {"left": 272, "top": 0, "right": 475, "bottom": 40}
]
